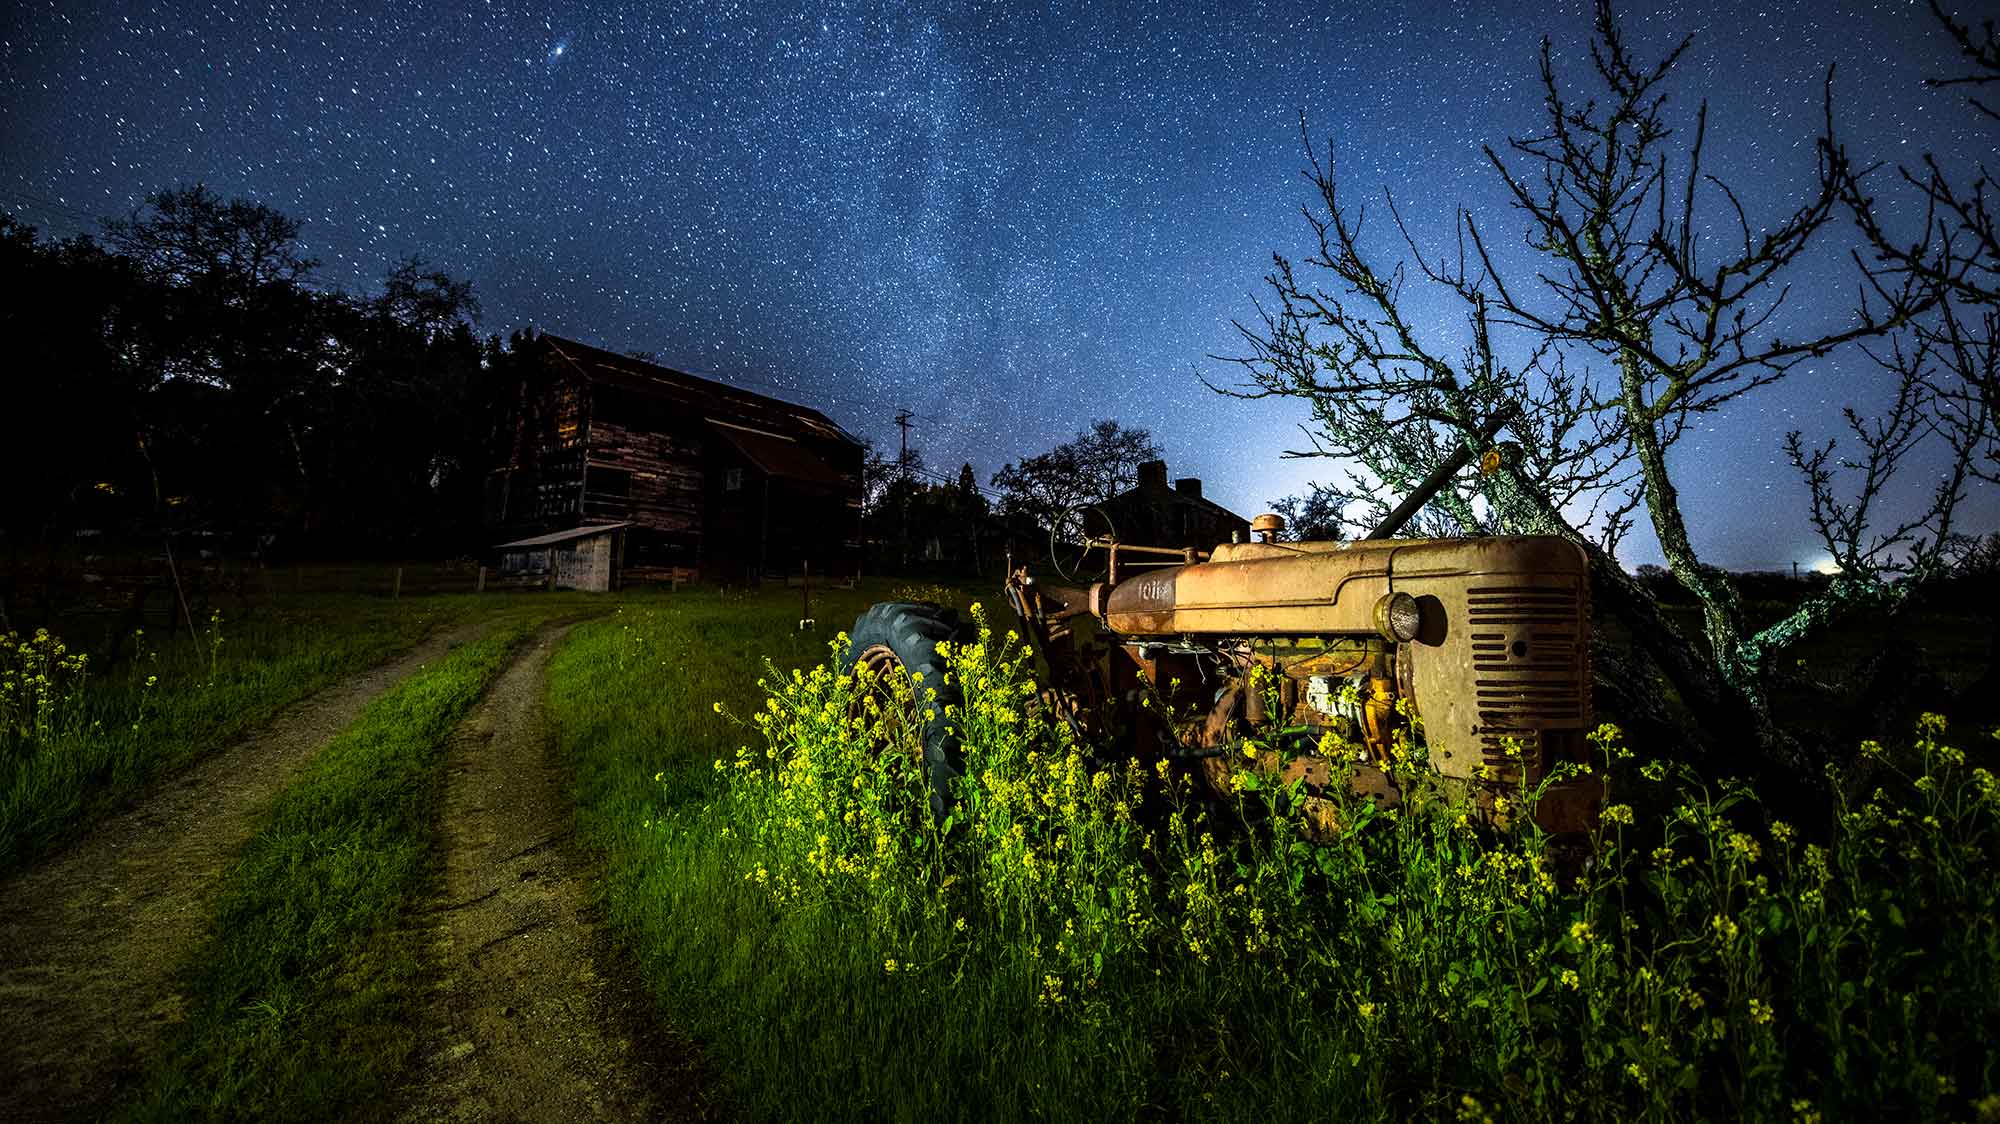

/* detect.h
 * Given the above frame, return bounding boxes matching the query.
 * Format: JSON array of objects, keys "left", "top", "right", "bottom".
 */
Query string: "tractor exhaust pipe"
[{"left": 1363, "top": 406, "right": 1519, "bottom": 541}]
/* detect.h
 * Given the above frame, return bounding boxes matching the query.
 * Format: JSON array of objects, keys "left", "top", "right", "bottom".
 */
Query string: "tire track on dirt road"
[
  {"left": 0, "top": 619, "right": 497, "bottom": 1124},
  {"left": 394, "top": 622, "right": 722, "bottom": 1124}
]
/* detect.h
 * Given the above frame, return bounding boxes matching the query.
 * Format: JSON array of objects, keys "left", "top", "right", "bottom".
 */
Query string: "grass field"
[
  {"left": 547, "top": 583, "right": 2000, "bottom": 1124},
  {"left": 0, "top": 595, "right": 477, "bottom": 875},
  {"left": 8, "top": 572, "right": 1993, "bottom": 1121},
  {"left": 116, "top": 619, "right": 534, "bottom": 1123},
  {"left": 0, "top": 590, "right": 614, "bottom": 876}
]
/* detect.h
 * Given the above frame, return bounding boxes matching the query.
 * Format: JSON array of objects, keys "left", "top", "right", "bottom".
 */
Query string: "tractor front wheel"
[{"left": 845, "top": 601, "right": 972, "bottom": 825}]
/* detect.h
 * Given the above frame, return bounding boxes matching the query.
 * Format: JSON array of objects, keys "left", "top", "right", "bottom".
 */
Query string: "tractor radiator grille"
[{"left": 1465, "top": 584, "right": 1590, "bottom": 767}]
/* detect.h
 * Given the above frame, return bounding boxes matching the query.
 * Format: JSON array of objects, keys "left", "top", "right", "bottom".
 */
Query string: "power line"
[
  {"left": 904, "top": 461, "right": 1006, "bottom": 503},
  {"left": 4, "top": 189, "right": 102, "bottom": 222}
]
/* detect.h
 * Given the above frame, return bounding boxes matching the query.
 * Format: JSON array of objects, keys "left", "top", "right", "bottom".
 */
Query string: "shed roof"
[
  {"left": 707, "top": 420, "right": 843, "bottom": 487},
  {"left": 542, "top": 335, "right": 863, "bottom": 449},
  {"left": 494, "top": 522, "right": 632, "bottom": 549}
]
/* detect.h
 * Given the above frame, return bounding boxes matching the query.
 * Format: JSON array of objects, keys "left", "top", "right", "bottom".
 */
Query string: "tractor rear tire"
[{"left": 846, "top": 601, "right": 973, "bottom": 825}]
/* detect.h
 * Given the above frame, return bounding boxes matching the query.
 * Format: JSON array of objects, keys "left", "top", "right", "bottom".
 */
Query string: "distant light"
[{"left": 1811, "top": 556, "right": 1841, "bottom": 575}]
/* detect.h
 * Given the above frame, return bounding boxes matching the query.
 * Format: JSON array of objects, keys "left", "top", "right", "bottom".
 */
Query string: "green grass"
[
  {"left": 0, "top": 591, "right": 618, "bottom": 876},
  {"left": 548, "top": 588, "right": 2000, "bottom": 1124},
  {"left": 547, "top": 582, "right": 968, "bottom": 1115},
  {"left": 0, "top": 595, "right": 477, "bottom": 874},
  {"left": 116, "top": 619, "right": 532, "bottom": 1123}
]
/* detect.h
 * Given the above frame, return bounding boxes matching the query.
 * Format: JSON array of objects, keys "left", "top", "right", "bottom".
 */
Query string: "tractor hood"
[{"left": 1101, "top": 535, "right": 1589, "bottom": 638}]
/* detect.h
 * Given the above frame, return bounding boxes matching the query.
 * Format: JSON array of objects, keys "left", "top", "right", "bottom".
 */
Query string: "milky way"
[{"left": 1, "top": 0, "right": 1991, "bottom": 567}]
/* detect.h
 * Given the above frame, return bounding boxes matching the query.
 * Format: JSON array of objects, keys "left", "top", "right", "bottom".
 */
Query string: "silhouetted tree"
[
  {"left": 0, "top": 218, "right": 148, "bottom": 544},
  {"left": 1268, "top": 487, "right": 1348, "bottom": 541},
  {"left": 955, "top": 462, "right": 988, "bottom": 517},
  {"left": 1824, "top": 0, "right": 2000, "bottom": 721},
  {"left": 991, "top": 420, "right": 1162, "bottom": 533},
  {"left": 1, "top": 186, "right": 500, "bottom": 556}
]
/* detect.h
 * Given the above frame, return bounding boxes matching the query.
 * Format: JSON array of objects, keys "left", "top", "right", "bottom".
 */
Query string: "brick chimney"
[
  {"left": 1174, "top": 478, "right": 1202, "bottom": 500},
  {"left": 1136, "top": 460, "right": 1168, "bottom": 490}
]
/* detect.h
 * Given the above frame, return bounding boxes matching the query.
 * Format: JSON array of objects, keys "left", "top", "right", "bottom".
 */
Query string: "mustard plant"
[{"left": 681, "top": 601, "right": 1999, "bottom": 1122}]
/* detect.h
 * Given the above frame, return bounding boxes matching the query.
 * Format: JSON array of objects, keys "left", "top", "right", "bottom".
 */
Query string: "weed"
[
  {"left": 556, "top": 595, "right": 2000, "bottom": 1123},
  {"left": 888, "top": 582, "right": 963, "bottom": 608}
]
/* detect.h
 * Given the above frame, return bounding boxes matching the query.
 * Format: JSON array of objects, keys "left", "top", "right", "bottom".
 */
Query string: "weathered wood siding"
[
  {"left": 551, "top": 533, "right": 614, "bottom": 592},
  {"left": 582, "top": 420, "right": 704, "bottom": 532}
]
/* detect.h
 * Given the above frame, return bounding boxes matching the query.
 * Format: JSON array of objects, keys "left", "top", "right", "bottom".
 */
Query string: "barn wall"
[
  {"left": 583, "top": 420, "right": 704, "bottom": 530},
  {"left": 489, "top": 340, "right": 866, "bottom": 585},
  {"left": 583, "top": 390, "right": 707, "bottom": 574}
]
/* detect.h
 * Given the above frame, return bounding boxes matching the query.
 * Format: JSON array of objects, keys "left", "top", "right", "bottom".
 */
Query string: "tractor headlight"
[{"left": 1374, "top": 591, "right": 1422, "bottom": 644}]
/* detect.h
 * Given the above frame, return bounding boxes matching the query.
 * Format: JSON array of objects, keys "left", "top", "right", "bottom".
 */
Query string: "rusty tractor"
[{"left": 845, "top": 410, "right": 1603, "bottom": 837}]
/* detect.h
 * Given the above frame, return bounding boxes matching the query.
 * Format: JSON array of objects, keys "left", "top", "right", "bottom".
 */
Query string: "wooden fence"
[
  {"left": 0, "top": 558, "right": 507, "bottom": 636},
  {"left": 0, "top": 554, "right": 861, "bottom": 637}
]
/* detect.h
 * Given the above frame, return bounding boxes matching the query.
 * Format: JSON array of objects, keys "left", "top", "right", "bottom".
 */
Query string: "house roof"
[
  {"left": 1101, "top": 482, "right": 1250, "bottom": 528},
  {"left": 494, "top": 522, "right": 632, "bottom": 549},
  {"left": 542, "top": 335, "right": 863, "bottom": 449}
]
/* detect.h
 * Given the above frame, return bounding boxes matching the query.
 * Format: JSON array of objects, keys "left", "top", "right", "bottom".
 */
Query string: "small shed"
[{"left": 493, "top": 522, "right": 631, "bottom": 591}]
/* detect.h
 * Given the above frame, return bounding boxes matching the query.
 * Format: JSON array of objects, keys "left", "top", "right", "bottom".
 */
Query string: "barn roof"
[
  {"left": 494, "top": 522, "right": 632, "bottom": 549},
  {"left": 542, "top": 335, "right": 862, "bottom": 449}
]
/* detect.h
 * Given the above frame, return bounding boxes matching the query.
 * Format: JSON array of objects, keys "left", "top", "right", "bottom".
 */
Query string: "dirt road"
[
  {"left": 393, "top": 623, "right": 720, "bottom": 1124},
  {"left": 0, "top": 620, "right": 496, "bottom": 1123}
]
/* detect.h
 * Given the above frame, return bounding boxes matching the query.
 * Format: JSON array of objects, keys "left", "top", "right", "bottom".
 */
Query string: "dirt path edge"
[
  {"left": 393, "top": 621, "right": 725, "bottom": 1123},
  {"left": 0, "top": 619, "right": 497, "bottom": 1123}
]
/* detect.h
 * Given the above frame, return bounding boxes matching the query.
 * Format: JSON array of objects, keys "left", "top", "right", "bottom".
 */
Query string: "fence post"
[
  {"left": 476, "top": 565, "right": 486, "bottom": 594},
  {"left": 393, "top": 566, "right": 403, "bottom": 600}
]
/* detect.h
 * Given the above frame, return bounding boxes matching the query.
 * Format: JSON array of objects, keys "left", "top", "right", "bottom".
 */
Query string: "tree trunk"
[{"left": 1482, "top": 428, "right": 1819, "bottom": 804}]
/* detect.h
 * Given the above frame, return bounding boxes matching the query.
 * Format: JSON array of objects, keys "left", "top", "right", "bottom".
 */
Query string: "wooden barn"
[{"left": 485, "top": 335, "right": 865, "bottom": 585}]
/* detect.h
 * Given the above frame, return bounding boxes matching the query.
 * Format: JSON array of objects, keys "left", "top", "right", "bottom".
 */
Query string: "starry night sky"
[{"left": 2, "top": 0, "right": 1993, "bottom": 569}]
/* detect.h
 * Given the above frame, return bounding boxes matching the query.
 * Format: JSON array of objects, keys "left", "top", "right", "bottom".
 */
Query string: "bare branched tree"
[
  {"left": 377, "top": 256, "right": 482, "bottom": 338},
  {"left": 1461, "top": 8, "right": 1947, "bottom": 717},
  {"left": 1832, "top": 1, "right": 2000, "bottom": 478},
  {"left": 1207, "top": 137, "right": 1637, "bottom": 551},
  {"left": 1214, "top": 0, "right": 1971, "bottom": 779},
  {"left": 1818, "top": 0, "right": 2000, "bottom": 713},
  {"left": 103, "top": 183, "right": 316, "bottom": 296}
]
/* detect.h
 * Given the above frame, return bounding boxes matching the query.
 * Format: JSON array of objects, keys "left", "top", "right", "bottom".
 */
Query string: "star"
[{"left": 0, "top": 0, "right": 1990, "bottom": 566}]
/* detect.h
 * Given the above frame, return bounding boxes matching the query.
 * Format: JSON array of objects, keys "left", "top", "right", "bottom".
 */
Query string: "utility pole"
[
  {"left": 895, "top": 410, "right": 915, "bottom": 568},
  {"left": 895, "top": 410, "right": 914, "bottom": 475}
]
